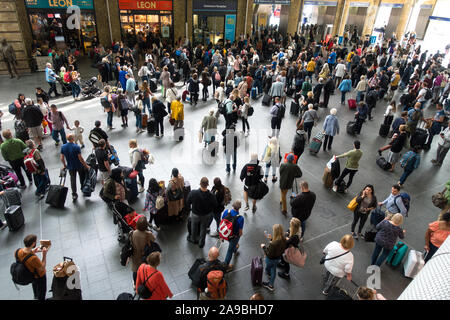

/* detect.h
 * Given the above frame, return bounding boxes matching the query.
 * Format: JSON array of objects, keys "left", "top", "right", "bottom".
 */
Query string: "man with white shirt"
[
  {"left": 334, "top": 59, "right": 346, "bottom": 87},
  {"left": 432, "top": 121, "right": 450, "bottom": 167}
]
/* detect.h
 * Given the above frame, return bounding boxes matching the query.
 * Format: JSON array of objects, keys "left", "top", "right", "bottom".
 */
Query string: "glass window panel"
[
  {"left": 160, "top": 15, "right": 171, "bottom": 25},
  {"left": 148, "top": 15, "right": 159, "bottom": 23},
  {"left": 134, "top": 15, "right": 146, "bottom": 23},
  {"left": 120, "top": 14, "right": 129, "bottom": 23}
]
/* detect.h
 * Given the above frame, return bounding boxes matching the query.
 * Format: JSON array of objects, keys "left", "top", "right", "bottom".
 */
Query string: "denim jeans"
[
  {"left": 34, "top": 172, "right": 49, "bottom": 195},
  {"left": 71, "top": 82, "right": 81, "bottom": 98},
  {"left": 107, "top": 111, "right": 114, "bottom": 127},
  {"left": 341, "top": 91, "right": 346, "bottom": 104},
  {"left": 224, "top": 236, "right": 240, "bottom": 265},
  {"left": 52, "top": 128, "right": 67, "bottom": 144},
  {"left": 371, "top": 243, "right": 392, "bottom": 266},
  {"left": 356, "top": 91, "right": 364, "bottom": 103},
  {"left": 189, "top": 212, "right": 212, "bottom": 247},
  {"left": 135, "top": 113, "right": 142, "bottom": 129},
  {"left": 225, "top": 152, "right": 237, "bottom": 173},
  {"left": 265, "top": 257, "right": 280, "bottom": 286},
  {"left": 399, "top": 169, "right": 414, "bottom": 185},
  {"left": 143, "top": 97, "right": 151, "bottom": 114}
]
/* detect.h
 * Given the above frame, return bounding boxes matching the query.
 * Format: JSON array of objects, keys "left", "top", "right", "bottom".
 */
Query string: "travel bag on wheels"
[
  {"left": 403, "top": 250, "right": 425, "bottom": 278},
  {"left": 262, "top": 94, "right": 271, "bottom": 106},
  {"left": 379, "top": 123, "right": 390, "bottom": 137},
  {"left": 348, "top": 99, "right": 357, "bottom": 110},
  {"left": 4, "top": 205, "right": 25, "bottom": 231},
  {"left": 386, "top": 241, "right": 408, "bottom": 267},
  {"left": 346, "top": 121, "right": 357, "bottom": 135},
  {"left": 376, "top": 156, "right": 392, "bottom": 171},
  {"left": 309, "top": 132, "right": 324, "bottom": 154},
  {"left": 251, "top": 256, "right": 263, "bottom": 286},
  {"left": 46, "top": 169, "right": 68, "bottom": 208},
  {"left": 290, "top": 101, "right": 300, "bottom": 115},
  {"left": 410, "top": 128, "right": 427, "bottom": 149},
  {"left": 51, "top": 257, "right": 82, "bottom": 300}
]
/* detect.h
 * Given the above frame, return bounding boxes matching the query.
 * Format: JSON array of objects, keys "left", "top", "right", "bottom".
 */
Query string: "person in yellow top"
[
  {"left": 388, "top": 69, "right": 401, "bottom": 100},
  {"left": 306, "top": 58, "right": 316, "bottom": 77},
  {"left": 170, "top": 97, "right": 184, "bottom": 130},
  {"left": 319, "top": 63, "right": 330, "bottom": 80}
]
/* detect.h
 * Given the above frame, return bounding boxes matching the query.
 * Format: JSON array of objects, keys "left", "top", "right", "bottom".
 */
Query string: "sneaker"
[
  {"left": 378, "top": 150, "right": 382, "bottom": 156},
  {"left": 226, "top": 264, "right": 233, "bottom": 272},
  {"left": 18, "top": 184, "right": 26, "bottom": 190},
  {"left": 277, "top": 272, "right": 290, "bottom": 280},
  {"left": 332, "top": 185, "right": 338, "bottom": 192},
  {"left": 252, "top": 205, "right": 257, "bottom": 213},
  {"left": 262, "top": 282, "right": 274, "bottom": 292},
  {"left": 55, "top": 142, "right": 60, "bottom": 146},
  {"left": 322, "top": 290, "right": 329, "bottom": 296},
  {"left": 431, "top": 159, "right": 437, "bottom": 164},
  {"left": 358, "top": 233, "right": 364, "bottom": 240},
  {"left": 72, "top": 194, "right": 78, "bottom": 201},
  {"left": 344, "top": 188, "right": 348, "bottom": 194},
  {"left": 352, "top": 232, "right": 357, "bottom": 238},
  {"left": 244, "top": 205, "right": 249, "bottom": 211},
  {"left": 136, "top": 128, "right": 140, "bottom": 133},
  {"left": 139, "top": 187, "right": 145, "bottom": 193},
  {"left": 153, "top": 225, "right": 161, "bottom": 231},
  {"left": 245, "top": 132, "right": 249, "bottom": 137},
  {"left": 272, "top": 177, "right": 278, "bottom": 183},
  {"left": 81, "top": 145, "right": 85, "bottom": 149},
  {"left": 0, "top": 222, "right": 7, "bottom": 231}
]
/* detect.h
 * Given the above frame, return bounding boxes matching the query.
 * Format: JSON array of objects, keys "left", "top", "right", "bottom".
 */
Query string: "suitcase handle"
[
  {"left": 59, "top": 168, "right": 67, "bottom": 187},
  {"left": 63, "top": 257, "right": 73, "bottom": 262}
]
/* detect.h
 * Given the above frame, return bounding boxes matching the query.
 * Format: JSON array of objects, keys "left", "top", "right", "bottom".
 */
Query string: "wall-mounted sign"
[
  {"left": 420, "top": 4, "right": 433, "bottom": 9},
  {"left": 350, "top": 2, "right": 369, "bottom": 7},
  {"left": 25, "top": 0, "right": 94, "bottom": 9},
  {"left": 118, "top": 0, "right": 173, "bottom": 11},
  {"left": 225, "top": 14, "right": 236, "bottom": 43},
  {"left": 380, "top": 3, "right": 403, "bottom": 8},
  {"left": 304, "top": 1, "right": 338, "bottom": 6},
  {"left": 253, "top": 0, "right": 291, "bottom": 4},
  {"left": 193, "top": 0, "right": 237, "bottom": 12}
]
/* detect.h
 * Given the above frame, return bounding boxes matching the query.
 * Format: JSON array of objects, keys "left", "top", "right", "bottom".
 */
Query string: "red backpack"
[
  {"left": 63, "top": 72, "right": 72, "bottom": 83},
  {"left": 219, "top": 211, "right": 240, "bottom": 241},
  {"left": 206, "top": 270, "right": 227, "bottom": 299},
  {"left": 24, "top": 149, "right": 39, "bottom": 173}
]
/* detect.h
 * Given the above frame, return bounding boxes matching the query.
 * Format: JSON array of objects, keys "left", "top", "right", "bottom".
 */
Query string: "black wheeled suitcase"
[
  {"left": 2, "top": 188, "right": 21, "bottom": 206},
  {"left": 4, "top": 205, "right": 24, "bottom": 231},
  {"left": 376, "top": 156, "right": 391, "bottom": 170},
  {"left": 251, "top": 256, "right": 263, "bottom": 286},
  {"left": 262, "top": 94, "right": 271, "bottom": 106},
  {"left": 346, "top": 121, "right": 357, "bottom": 135},
  {"left": 147, "top": 116, "right": 156, "bottom": 135},
  {"left": 290, "top": 101, "right": 300, "bottom": 115},
  {"left": 51, "top": 275, "right": 82, "bottom": 300},
  {"left": 379, "top": 123, "right": 390, "bottom": 137},
  {"left": 46, "top": 169, "right": 68, "bottom": 208}
]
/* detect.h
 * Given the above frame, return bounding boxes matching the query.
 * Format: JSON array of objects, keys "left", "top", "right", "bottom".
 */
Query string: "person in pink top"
[{"left": 424, "top": 210, "right": 450, "bottom": 263}]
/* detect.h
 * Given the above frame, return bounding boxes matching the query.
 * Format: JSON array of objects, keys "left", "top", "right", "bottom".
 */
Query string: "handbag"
[
  {"left": 53, "top": 257, "right": 76, "bottom": 278},
  {"left": 156, "top": 195, "right": 165, "bottom": 210},
  {"left": 137, "top": 268, "right": 158, "bottom": 299},
  {"left": 283, "top": 246, "right": 307, "bottom": 268},
  {"left": 432, "top": 192, "right": 448, "bottom": 209},
  {"left": 319, "top": 250, "right": 350, "bottom": 265},
  {"left": 347, "top": 197, "right": 358, "bottom": 211}
]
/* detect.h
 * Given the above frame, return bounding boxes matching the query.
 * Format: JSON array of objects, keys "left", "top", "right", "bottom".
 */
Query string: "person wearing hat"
[
  {"left": 185, "top": 177, "right": 217, "bottom": 248},
  {"left": 279, "top": 154, "right": 303, "bottom": 215}
]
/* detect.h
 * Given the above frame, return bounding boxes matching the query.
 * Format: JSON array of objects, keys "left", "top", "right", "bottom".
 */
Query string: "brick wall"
[{"left": 0, "top": 0, "right": 31, "bottom": 74}]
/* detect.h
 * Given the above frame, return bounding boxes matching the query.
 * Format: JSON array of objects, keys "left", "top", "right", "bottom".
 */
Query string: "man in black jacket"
[
  {"left": 151, "top": 97, "right": 168, "bottom": 138},
  {"left": 290, "top": 181, "right": 316, "bottom": 241},
  {"left": 22, "top": 98, "right": 44, "bottom": 150},
  {"left": 366, "top": 86, "right": 379, "bottom": 120},
  {"left": 186, "top": 177, "right": 218, "bottom": 248}
]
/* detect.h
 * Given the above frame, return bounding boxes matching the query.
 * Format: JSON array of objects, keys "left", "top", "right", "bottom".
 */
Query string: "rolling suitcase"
[
  {"left": 46, "top": 170, "right": 68, "bottom": 208},
  {"left": 251, "top": 87, "right": 258, "bottom": 99},
  {"left": 147, "top": 116, "right": 156, "bottom": 135},
  {"left": 251, "top": 256, "right": 263, "bottom": 286},
  {"left": 142, "top": 114, "right": 148, "bottom": 128},
  {"left": 346, "top": 121, "right": 357, "bottom": 135},
  {"left": 348, "top": 99, "right": 357, "bottom": 109},
  {"left": 4, "top": 205, "right": 24, "bottom": 231},
  {"left": 1, "top": 188, "right": 21, "bottom": 206},
  {"left": 309, "top": 132, "right": 324, "bottom": 154},
  {"left": 174, "top": 127, "right": 185, "bottom": 142},
  {"left": 326, "top": 287, "right": 353, "bottom": 300},
  {"left": 290, "top": 101, "right": 300, "bottom": 115},
  {"left": 376, "top": 156, "right": 391, "bottom": 170},
  {"left": 322, "top": 167, "right": 333, "bottom": 188},
  {"left": 262, "top": 94, "right": 271, "bottom": 106},
  {"left": 386, "top": 241, "right": 408, "bottom": 267},
  {"left": 403, "top": 250, "right": 425, "bottom": 278},
  {"left": 364, "top": 228, "right": 377, "bottom": 242},
  {"left": 51, "top": 275, "right": 82, "bottom": 300},
  {"left": 379, "top": 123, "right": 390, "bottom": 137}
]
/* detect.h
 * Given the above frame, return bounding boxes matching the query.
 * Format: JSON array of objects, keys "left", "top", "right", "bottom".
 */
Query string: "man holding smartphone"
[{"left": 15, "top": 234, "right": 49, "bottom": 300}]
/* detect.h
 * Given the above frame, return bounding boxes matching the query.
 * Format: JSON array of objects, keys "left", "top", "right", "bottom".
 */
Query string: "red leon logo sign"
[{"left": 119, "top": 0, "right": 173, "bottom": 10}]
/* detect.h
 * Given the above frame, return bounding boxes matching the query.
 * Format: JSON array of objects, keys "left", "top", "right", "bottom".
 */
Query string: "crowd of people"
[{"left": 3, "top": 25, "right": 450, "bottom": 301}]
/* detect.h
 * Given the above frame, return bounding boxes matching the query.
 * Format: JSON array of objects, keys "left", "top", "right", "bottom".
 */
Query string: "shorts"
[
  {"left": 98, "top": 170, "right": 109, "bottom": 181},
  {"left": 121, "top": 109, "right": 128, "bottom": 117},
  {"left": 387, "top": 151, "right": 401, "bottom": 164},
  {"left": 28, "top": 126, "right": 43, "bottom": 139}
]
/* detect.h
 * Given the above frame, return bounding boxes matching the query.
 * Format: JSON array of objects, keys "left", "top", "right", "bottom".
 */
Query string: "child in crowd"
[{"left": 70, "top": 120, "right": 85, "bottom": 148}]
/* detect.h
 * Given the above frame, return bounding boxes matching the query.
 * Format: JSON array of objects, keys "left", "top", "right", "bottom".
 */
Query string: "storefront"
[
  {"left": 25, "top": 0, "right": 98, "bottom": 54},
  {"left": 301, "top": 1, "right": 338, "bottom": 40},
  {"left": 192, "top": 0, "right": 237, "bottom": 46},
  {"left": 118, "top": 0, "right": 173, "bottom": 46}
]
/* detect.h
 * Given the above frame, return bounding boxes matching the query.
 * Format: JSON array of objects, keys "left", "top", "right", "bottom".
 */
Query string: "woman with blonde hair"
[
  {"left": 322, "top": 234, "right": 354, "bottom": 295},
  {"left": 371, "top": 213, "right": 405, "bottom": 267},
  {"left": 355, "top": 75, "right": 368, "bottom": 103},
  {"left": 261, "top": 224, "right": 287, "bottom": 292},
  {"left": 278, "top": 218, "right": 302, "bottom": 280},
  {"left": 319, "top": 63, "right": 330, "bottom": 80},
  {"left": 262, "top": 136, "right": 280, "bottom": 183}
]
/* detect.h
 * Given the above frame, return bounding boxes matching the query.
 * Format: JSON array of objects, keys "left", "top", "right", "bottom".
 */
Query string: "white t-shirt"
[
  {"left": 384, "top": 104, "right": 395, "bottom": 117},
  {"left": 335, "top": 63, "right": 347, "bottom": 78},
  {"left": 323, "top": 241, "right": 354, "bottom": 278},
  {"left": 417, "top": 88, "right": 427, "bottom": 102}
]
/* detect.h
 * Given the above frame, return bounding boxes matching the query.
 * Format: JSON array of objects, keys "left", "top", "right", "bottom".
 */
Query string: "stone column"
[
  {"left": 362, "top": 0, "right": 382, "bottom": 37},
  {"left": 278, "top": 5, "right": 290, "bottom": 35},
  {"left": 337, "top": 0, "right": 351, "bottom": 36},
  {"left": 174, "top": 0, "right": 192, "bottom": 43},
  {"left": 396, "top": 0, "right": 415, "bottom": 40},
  {"left": 94, "top": 0, "right": 122, "bottom": 48},
  {"left": 237, "top": 0, "right": 254, "bottom": 40},
  {"left": 287, "top": 0, "right": 303, "bottom": 36},
  {"left": 0, "top": 0, "right": 31, "bottom": 74},
  {"left": 332, "top": 0, "right": 345, "bottom": 36}
]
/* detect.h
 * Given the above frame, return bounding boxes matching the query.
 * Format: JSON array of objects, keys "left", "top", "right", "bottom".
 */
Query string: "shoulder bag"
[
  {"left": 137, "top": 267, "right": 158, "bottom": 299},
  {"left": 319, "top": 250, "right": 350, "bottom": 265}
]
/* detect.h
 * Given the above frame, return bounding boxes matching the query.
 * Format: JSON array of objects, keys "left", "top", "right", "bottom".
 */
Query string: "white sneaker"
[
  {"left": 245, "top": 131, "right": 249, "bottom": 137},
  {"left": 332, "top": 185, "right": 337, "bottom": 192},
  {"left": 0, "top": 221, "right": 7, "bottom": 231},
  {"left": 138, "top": 187, "right": 145, "bottom": 193}
]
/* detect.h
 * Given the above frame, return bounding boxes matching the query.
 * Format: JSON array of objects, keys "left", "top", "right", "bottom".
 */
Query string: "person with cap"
[
  {"left": 279, "top": 154, "right": 303, "bottom": 215},
  {"left": 185, "top": 177, "right": 218, "bottom": 248}
]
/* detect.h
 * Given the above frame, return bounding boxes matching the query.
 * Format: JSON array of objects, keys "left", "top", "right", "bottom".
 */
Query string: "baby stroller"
[
  {"left": 111, "top": 201, "right": 143, "bottom": 242},
  {"left": 57, "top": 77, "right": 72, "bottom": 96},
  {"left": 81, "top": 77, "right": 102, "bottom": 99},
  {"left": 0, "top": 164, "right": 19, "bottom": 190}
]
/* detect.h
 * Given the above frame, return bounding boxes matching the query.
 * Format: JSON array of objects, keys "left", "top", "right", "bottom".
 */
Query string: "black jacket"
[
  {"left": 240, "top": 162, "right": 263, "bottom": 187},
  {"left": 290, "top": 191, "right": 316, "bottom": 222},
  {"left": 22, "top": 105, "right": 44, "bottom": 128},
  {"left": 152, "top": 100, "right": 167, "bottom": 121},
  {"left": 186, "top": 189, "right": 218, "bottom": 216}
]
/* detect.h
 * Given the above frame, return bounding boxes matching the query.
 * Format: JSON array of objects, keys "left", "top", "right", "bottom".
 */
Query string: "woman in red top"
[
  {"left": 424, "top": 210, "right": 450, "bottom": 263},
  {"left": 136, "top": 252, "right": 173, "bottom": 300}
]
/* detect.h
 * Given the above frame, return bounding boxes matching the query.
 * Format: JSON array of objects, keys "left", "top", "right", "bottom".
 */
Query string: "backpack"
[
  {"left": 10, "top": 249, "right": 36, "bottom": 286},
  {"left": 206, "top": 270, "right": 227, "bottom": 299},
  {"left": 219, "top": 210, "right": 241, "bottom": 241},
  {"left": 100, "top": 96, "right": 111, "bottom": 110},
  {"left": 215, "top": 72, "right": 221, "bottom": 82},
  {"left": 277, "top": 104, "right": 286, "bottom": 119},
  {"left": 293, "top": 132, "right": 306, "bottom": 153},
  {"left": 223, "top": 187, "right": 232, "bottom": 205},
  {"left": 24, "top": 149, "right": 39, "bottom": 174},
  {"left": 247, "top": 106, "right": 254, "bottom": 116},
  {"left": 395, "top": 193, "right": 411, "bottom": 216},
  {"left": 9, "top": 102, "right": 17, "bottom": 115},
  {"left": 424, "top": 88, "right": 432, "bottom": 100},
  {"left": 14, "top": 120, "right": 27, "bottom": 134},
  {"left": 134, "top": 149, "right": 150, "bottom": 165}
]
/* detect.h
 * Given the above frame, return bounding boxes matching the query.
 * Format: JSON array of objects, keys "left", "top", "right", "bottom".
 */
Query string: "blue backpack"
[
  {"left": 9, "top": 102, "right": 17, "bottom": 115},
  {"left": 395, "top": 193, "right": 411, "bottom": 217}
]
